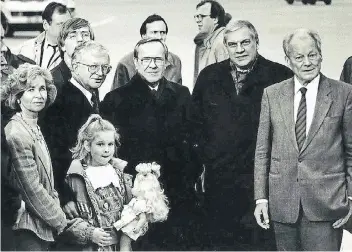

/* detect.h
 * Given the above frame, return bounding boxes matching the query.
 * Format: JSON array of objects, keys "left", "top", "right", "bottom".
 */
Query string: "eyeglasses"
[
  {"left": 138, "top": 57, "right": 165, "bottom": 67},
  {"left": 194, "top": 14, "right": 211, "bottom": 20},
  {"left": 67, "top": 31, "right": 91, "bottom": 41},
  {"left": 76, "top": 62, "right": 112, "bottom": 74}
]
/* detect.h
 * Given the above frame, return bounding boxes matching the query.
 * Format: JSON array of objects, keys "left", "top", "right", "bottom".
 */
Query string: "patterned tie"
[
  {"left": 295, "top": 87, "right": 307, "bottom": 151},
  {"left": 91, "top": 89, "right": 100, "bottom": 114}
]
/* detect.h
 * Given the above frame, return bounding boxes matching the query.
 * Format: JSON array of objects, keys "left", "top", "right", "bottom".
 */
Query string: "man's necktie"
[
  {"left": 150, "top": 89, "right": 157, "bottom": 98},
  {"left": 295, "top": 87, "right": 307, "bottom": 151},
  {"left": 91, "top": 89, "right": 100, "bottom": 114},
  {"left": 47, "top": 45, "right": 58, "bottom": 68}
]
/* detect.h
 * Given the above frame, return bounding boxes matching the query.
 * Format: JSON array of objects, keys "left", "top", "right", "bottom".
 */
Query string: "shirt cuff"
[
  {"left": 256, "top": 199, "right": 268, "bottom": 204},
  {"left": 349, "top": 197, "right": 352, "bottom": 201}
]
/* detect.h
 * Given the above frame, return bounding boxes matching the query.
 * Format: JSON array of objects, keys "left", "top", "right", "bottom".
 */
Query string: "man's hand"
[
  {"left": 91, "top": 228, "right": 113, "bottom": 247},
  {"left": 254, "top": 202, "right": 270, "bottom": 229},
  {"left": 63, "top": 201, "right": 79, "bottom": 219},
  {"left": 333, "top": 203, "right": 352, "bottom": 229}
]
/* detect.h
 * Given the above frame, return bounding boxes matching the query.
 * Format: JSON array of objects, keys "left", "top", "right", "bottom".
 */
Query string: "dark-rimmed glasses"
[{"left": 138, "top": 57, "right": 165, "bottom": 67}]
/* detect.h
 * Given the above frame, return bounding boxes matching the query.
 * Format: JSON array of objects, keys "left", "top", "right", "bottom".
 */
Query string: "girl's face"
[
  {"left": 19, "top": 76, "right": 48, "bottom": 118},
  {"left": 87, "top": 130, "right": 115, "bottom": 166}
]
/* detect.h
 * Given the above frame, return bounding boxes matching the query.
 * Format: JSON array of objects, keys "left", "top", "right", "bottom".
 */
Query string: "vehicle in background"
[
  {"left": 1, "top": 0, "right": 75, "bottom": 37},
  {"left": 286, "top": 0, "right": 331, "bottom": 4}
]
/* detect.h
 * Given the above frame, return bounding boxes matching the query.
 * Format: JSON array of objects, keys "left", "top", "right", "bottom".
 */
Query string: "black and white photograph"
[{"left": 1, "top": 0, "right": 352, "bottom": 250}]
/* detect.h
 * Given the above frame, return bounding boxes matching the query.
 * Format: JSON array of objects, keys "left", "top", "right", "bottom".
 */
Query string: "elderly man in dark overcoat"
[
  {"left": 190, "top": 19, "right": 293, "bottom": 250},
  {"left": 101, "top": 38, "right": 195, "bottom": 250}
]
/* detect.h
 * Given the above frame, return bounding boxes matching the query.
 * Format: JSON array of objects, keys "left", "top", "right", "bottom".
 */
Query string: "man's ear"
[
  {"left": 83, "top": 140, "right": 90, "bottom": 153},
  {"left": 213, "top": 17, "right": 219, "bottom": 26},
  {"left": 43, "top": 20, "right": 50, "bottom": 32},
  {"left": 141, "top": 34, "right": 147, "bottom": 39}
]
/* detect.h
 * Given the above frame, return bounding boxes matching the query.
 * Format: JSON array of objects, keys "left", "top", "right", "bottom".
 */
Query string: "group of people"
[{"left": 1, "top": 0, "right": 352, "bottom": 251}]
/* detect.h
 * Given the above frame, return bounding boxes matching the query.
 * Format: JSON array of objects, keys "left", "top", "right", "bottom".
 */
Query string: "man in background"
[
  {"left": 19, "top": 2, "right": 71, "bottom": 70},
  {"left": 111, "top": 14, "right": 182, "bottom": 90}
]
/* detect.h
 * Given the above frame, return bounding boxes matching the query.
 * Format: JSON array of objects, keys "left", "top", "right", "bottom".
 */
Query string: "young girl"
[{"left": 62, "top": 114, "right": 133, "bottom": 251}]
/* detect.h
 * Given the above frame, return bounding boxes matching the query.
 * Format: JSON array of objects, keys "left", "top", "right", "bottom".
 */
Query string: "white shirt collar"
[
  {"left": 294, "top": 74, "right": 320, "bottom": 94},
  {"left": 148, "top": 84, "right": 159, "bottom": 91},
  {"left": 85, "top": 163, "right": 122, "bottom": 190},
  {"left": 70, "top": 77, "right": 93, "bottom": 105}
]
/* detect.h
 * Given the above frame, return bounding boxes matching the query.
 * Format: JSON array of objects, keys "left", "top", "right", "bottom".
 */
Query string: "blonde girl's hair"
[{"left": 70, "top": 114, "right": 120, "bottom": 163}]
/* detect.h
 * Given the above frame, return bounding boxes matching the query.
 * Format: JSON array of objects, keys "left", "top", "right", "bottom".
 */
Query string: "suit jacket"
[
  {"left": 51, "top": 60, "right": 72, "bottom": 96},
  {"left": 5, "top": 113, "right": 67, "bottom": 241},
  {"left": 190, "top": 56, "right": 293, "bottom": 189},
  {"left": 41, "top": 82, "right": 96, "bottom": 203},
  {"left": 111, "top": 51, "right": 182, "bottom": 90},
  {"left": 18, "top": 32, "right": 61, "bottom": 70},
  {"left": 254, "top": 74, "right": 352, "bottom": 223},
  {"left": 101, "top": 74, "right": 192, "bottom": 202},
  {"left": 340, "top": 56, "right": 352, "bottom": 84}
]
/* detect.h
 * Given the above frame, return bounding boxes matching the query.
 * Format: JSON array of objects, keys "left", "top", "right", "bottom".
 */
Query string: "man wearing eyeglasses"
[
  {"left": 102, "top": 38, "right": 194, "bottom": 250},
  {"left": 190, "top": 20, "right": 292, "bottom": 250},
  {"left": 19, "top": 2, "right": 71, "bottom": 70},
  {"left": 42, "top": 41, "right": 111, "bottom": 223},
  {"left": 193, "top": 0, "right": 230, "bottom": 84},
  {"left": 111, "top": 14, "right": 182, "bottom": 90},
  {"left": 51, "top": 17, "right": 94, "bottom": 95}
]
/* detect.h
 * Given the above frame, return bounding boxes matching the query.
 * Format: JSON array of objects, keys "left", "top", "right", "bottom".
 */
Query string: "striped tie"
[{"left": 295, "top": 87, "right": 307, "bottom": 151}]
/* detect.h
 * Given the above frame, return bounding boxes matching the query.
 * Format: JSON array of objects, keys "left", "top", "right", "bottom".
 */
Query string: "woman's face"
[{"left": 19, "top": 76, "right": 48, "bottom": 117}]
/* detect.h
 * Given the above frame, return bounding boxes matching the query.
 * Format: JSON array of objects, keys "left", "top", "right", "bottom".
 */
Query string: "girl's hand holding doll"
[{"left": 91, "top": 228, "right": 113, "bottom": 247}]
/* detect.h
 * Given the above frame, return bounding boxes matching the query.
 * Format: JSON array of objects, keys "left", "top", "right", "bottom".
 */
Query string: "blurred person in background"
[
  {"left": 340, "top": 56, "right": 352, "bottom": 84},
  {"left": 51, "top": 17, "right": 94, "bottom": 95},
  {"left": 19, "top": 2, "right": 71, "bottom": 70},
  {"left": 190, "top": 20, "right": 292, "bottom": 250},
  {"left": 193, "top": 0, "right": 230, "bottom": 84},
  {"left": 111, "top": 14, "right": 182, "bottom": 90}
]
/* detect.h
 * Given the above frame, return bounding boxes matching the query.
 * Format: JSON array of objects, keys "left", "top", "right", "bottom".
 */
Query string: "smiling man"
[
  {"left": 190, "top": 20, "right": 292, "bottom": 250},
  {"left": 102, "top": 38, "right": 192, "bottom": 250},
  {"left": 42, "top": 41, "right": 111, "bottom": 211}
]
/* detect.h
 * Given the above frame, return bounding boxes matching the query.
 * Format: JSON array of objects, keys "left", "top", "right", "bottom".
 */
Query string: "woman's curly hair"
[{"left": 0, "top": 63, "right": 57, "bottom": 110}]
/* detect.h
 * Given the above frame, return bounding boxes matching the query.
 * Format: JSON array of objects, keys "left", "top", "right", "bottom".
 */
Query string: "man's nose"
[
  {"left": 96, "top": 65, "right": 103, "bottom": 75},
  {"left": 154, "top": 32, "right": 162, "bottom": 40},
  {"left": 76, "top": 33, "right": 83, "bottom": 42},
  {"left": 149, "top": 59, "right": 158, "bottom": 69},
  {"left": 236, "top": 44, "right": 245, "bottom": 53},
  {"left": 303, "top": 56, "right": 312, "bottom": 66}
]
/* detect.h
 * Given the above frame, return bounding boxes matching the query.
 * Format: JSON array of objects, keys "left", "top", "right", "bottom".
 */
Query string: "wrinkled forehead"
[
  {"left": 196, "top": 2, "right": 212, "bottom": 15},
  {"left": 288, "top": 35, "right": 319, "bottom": 54}
]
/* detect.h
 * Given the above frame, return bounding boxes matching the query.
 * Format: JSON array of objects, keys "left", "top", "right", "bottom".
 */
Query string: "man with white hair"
[
  {"left": 42, "top": 41, "right": 111, "bottom": 212},
  {"left": 254, "top": 28, "right": 352, "bottom": 251}
]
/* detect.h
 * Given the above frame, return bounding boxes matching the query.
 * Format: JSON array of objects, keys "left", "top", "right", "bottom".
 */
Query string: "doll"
[{"left": 113, "top": 162, "right": 169, "bottom": 240}]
